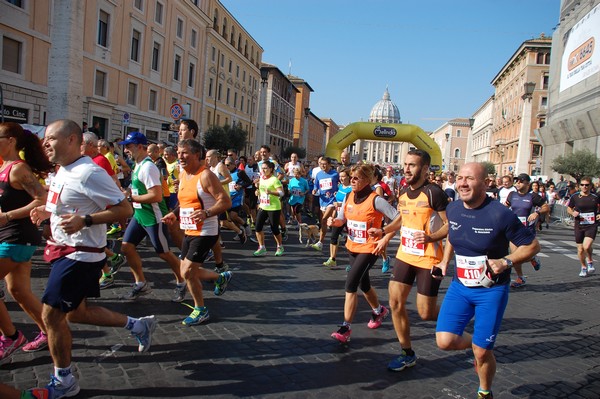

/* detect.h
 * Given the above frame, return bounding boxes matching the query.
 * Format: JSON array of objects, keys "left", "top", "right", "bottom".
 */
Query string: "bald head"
[
  {"left": 49, "top": 119, "right": 83, "bottom": 144},
  {"left": 457, "top": 162, "right": 488, "bottom": 208}
]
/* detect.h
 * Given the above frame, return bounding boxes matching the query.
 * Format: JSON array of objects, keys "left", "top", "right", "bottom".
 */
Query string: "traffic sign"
[
  {"left": 508, "top": 166, "right": 513, "bottom": 172},
  {"left": 123, "top": 112, "right": 130, "bottom": 125},
  {"left": 170, "top": 103, "right": 183, "bottom": 120}
]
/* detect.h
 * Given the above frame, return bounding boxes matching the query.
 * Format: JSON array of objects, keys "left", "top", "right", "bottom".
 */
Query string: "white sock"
[
  {"left": 55, "top": 365, "right": 75, "bottom": 386},
  {"left": 134, "top": 281, "right": 146, "bottom": 289}
]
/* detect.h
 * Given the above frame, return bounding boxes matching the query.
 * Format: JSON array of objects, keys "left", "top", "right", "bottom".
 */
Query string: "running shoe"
[
  {"left": 0, "top": 330, "right": 27, "bottom": 362},
  {"left": 531, "top": 256, "right": 542, "bottom": 271},
  {"left": 281, "top": 230, "right": 289, "bottom": 242},
  {"left": 382, "top": 256, "right": 391, "bottom": 273},
  {"left": 205, "top": 250, "right": 214, "bottom": 262},
  {"left": 323, "top": 258, "right": 337, "bottom": 267},
  {"left": 587, "top": 262, "right": 595, "bottom": 274},
  {"left": 132, "top": 315, "right": 156, "bottom": 352},
  {"left": 214, "top": 262, "right": 230, "bottom": 273},
  {"left": 310, "top": 241, "right": 323, "bottom": 251},
  {"left": 331, "top": 325, "right": 351, "bottom": 343},
  {"left": 46, "top": 375, "right": 80, "bottom": 399},
  {"left": 238, "top": 230, "right": 247, "bottom": 244},
  {"left": 477, "top": 391, "right": 494, "bottom": 399},
  {"left": 99, "top": 274, "right": 115, "bottom": 290},
  {"left": 387, "top": 350, "right": 417, "bottom": 371},
  {"left": 22, "top": 331, "right": 48, "bottom": 352},
  {"left": 510, "top": 276, "right": 527, "bottom": 288},
  {"left": 367, "top": 305, "right": 389, "bottom": 329},
  {"left": 253, "top": 247, "right": 267, "bottom": 257},
  {"left": 220, "top": 240, "right": 225, "bottom": 248},
  {"left": 214, "top": 271, "right": 233, "bottom": 296},
  {"left": 108, "top": 254, "right": 126, "bottom": 275},
  {"left": 171, "top": 284, "right": 187, "bottom": 303},
  {"left": 275, "top": 246, "right": 285, "bottom": 256},
  {"left": 579, "top": 267, "right": 588, "bottom": 277},
  {"left": 345, "top": 265, "right": 352, "bottom": 272},
  {"left": 21, "top": 388, "right": 51, "bottom": 399},
  {"left": 182, "top": 307, "right": 210, "bottom": 326},
  {"left": 122, "top": 282, "right": 151, "bottom": 300},
  {"left": 249, "top": 236, "right": 258, "bottom": 244},
  {"left": 106, "top": 225, "right": 122, "bottom": 236}
]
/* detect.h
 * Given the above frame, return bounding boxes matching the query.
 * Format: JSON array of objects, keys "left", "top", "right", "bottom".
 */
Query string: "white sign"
[{"left": 560, "top": 3, "right": 600, "bottom": 92}]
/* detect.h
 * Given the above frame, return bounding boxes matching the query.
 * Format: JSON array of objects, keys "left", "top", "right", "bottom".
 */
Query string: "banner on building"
[{"left": 560, "top": 3, "right": 600, "bottom": 92}]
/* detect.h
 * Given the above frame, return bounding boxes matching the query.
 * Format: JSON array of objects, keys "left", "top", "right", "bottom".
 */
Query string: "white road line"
[{"left": 538, "top": 239, "right": 580, "bottom": 260}]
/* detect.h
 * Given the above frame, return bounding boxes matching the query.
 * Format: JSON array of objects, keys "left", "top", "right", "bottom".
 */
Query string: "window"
[
  {"left": 176, "top": 18, "right": 183, "bottom": 39},
  {"left": 146, "top": 130, "right": 158, "bottom": 141},
  {"left": 151, "top": 42, "right": 160, "bottom": 71},
  {"left": 149, "top": 89, "right": 157, "bottom": 111},
  {"left": 240, "top": 95, "right": 244, "bottom": 112},
  {"left": 234, "top": 92, "right": 237, "bottom": 108},
  {"left": 456, "top": 129, "right": 461, "bottom": 138},
  {"left": 222, "top": 18, "right": 227, "bottom": 38},
  {"left": 173, "top": 54, "right": 181, "bottom": 81},
  {"left": 208, "top": 78, "right": 213, "bottom": 97},
  {"left": 128, "top": 82, "right": 138, "bottom": 106},
  {"left": 130, "top": 29, "right": 141, "bottom": 62},
  {"left": 541, "top": 97, "right": 548, "bottom": 107},
  {"left": 191, "top": 29, "right": 197, "bottom": 48},
  {"left": 220, "top": 53, "right": 224, "bottom": 68},
  {"left": 228, "top": 60, "right": 232, "bottom": 73},
  {"left": 213, "top": 9, "right": 218, "bottom": 30},
  {"left": 211, "top": 46, "right": 216, "bottom": 62},
  {"left": 98, "top": 10, "right": 110, "bottom": 47},
  {"left": 154, "top": 2, "right": 163, "bottom": 24},
  {"left": 217, "top": 83, "right": 222, "bottom": 101},
  {"left": 134, "top": 0, "right": 143, "bottom": 11},
  {"left": 2, "top": 37, "right": 21, "bottom": 74},
  {"left": 94, "top": 70, "right": 106, "bottom": 96},
  {"left": 188, "top": 63, "right": 195, "bottom": 87},
  {"left": 207, "top": 111, "right": 212, "bottom": 126},
  {"left": 226, "top": 88, "right": 230, "bottom": 105},
  {"left": 542, "top": 75, "right": 549, "bottom": 90},
  {"left": 532, "top": 144, "right": 542, "bottom": 157},
  {"left": 236, "top": 65, "right": 239, "bottom": 78},
  {"left": 5, "top": 0, "right": 23, "bottom": 7},
  {"left": 454, "top": 148, "right": 461, "bottom": 158}
]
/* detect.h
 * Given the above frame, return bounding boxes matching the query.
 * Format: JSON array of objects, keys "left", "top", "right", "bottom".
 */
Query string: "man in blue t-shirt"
[
  {"left": 434, "top": 162, "right": 540, "bottom": 399},
  {"left": 310, "top": 157, "right": 339, "bottom": 251}
]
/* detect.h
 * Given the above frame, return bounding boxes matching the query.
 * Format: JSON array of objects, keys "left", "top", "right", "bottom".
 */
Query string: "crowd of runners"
[{"left": 0, "top": 119, "right": 598, "bottom": 399}]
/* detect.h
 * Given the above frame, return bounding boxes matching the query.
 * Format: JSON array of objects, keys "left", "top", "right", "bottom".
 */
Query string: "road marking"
[{"left": 538, "top": 239, "right": 580, "bottom": 260}]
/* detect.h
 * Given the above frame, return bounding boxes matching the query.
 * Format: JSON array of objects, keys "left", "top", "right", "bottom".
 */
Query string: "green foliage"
[
  {"left": 282, "top": 146, "right": 306, "bottom": 159},
  {"left": 203, "top": 123, "right": 247, "bottom": 153},
  {"left": 551, "top": 149, "right": 600, "bottom": 183},
  {"left": 481, "top": 161, "right": 496, "bottom": 177}
]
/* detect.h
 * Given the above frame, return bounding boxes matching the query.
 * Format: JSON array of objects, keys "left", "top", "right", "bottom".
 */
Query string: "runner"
[
  {"left": 328, "top": 163, "right": 400, "bottom": 344},
  {"left": 322, "top": 167, "right": 351, "bottom": 268},
  {"left": 567, "top": 177, "right": 600, "bottom": 277},
  {"left": 310, "top": 157, "right": 339, "bottom": 251},
  {"left": 435, "top": 162, "right": 540, "bottom": 399},
  {"left": 30, "top": 119, "right": 156, "bottom": 397},
  {"left": 162, "top": 139, "right": 233, "bottom": 325},
  {"left": 498, "top": 175, "right": 516, "bottom": 205},
  {"left": 287, "top": 167, "right": 309, "bottom": 227},
  {"left": 253, "top": 160, "right": 285, "bottom": 257}
]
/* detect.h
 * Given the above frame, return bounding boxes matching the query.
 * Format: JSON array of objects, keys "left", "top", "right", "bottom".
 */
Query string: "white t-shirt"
[
  {"left": 47, "top": 156, "right": 125, "bottom": 262},
  {"left": 498, "top": 186, "right": 517, "bottom": 205},
  {"left": 285, "top": 161, "right": 302, "bottom": 177}
]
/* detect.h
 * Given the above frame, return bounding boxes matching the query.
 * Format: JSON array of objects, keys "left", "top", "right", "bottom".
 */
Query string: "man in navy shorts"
[
  {"left": 434, "top": 162, "right": 540, "bottom": 399},
  {"left": 30, "top": 120, "right": 157, "bottom": 398}
]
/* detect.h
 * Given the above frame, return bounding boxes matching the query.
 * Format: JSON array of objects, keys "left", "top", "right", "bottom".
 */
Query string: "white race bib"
[
  {"left": 45, "top": 180, "right": 64, "bottom": 213},
  {"left": 180, "top": 207, "right": 197, "bottom": 230},
  {"left": 518, "top": 216, "right": 527, "bottom": 226},
  {"left": 259, "top": 193, "right": 271, "bottom": 206},
  {"left": 228, "top": 181, "right": 237, "bottom": 193},
  {"left": 131, "top": 188, "right": 142, "bottom": 209},
  {"left": 455, "top": 254, "right": 487, "bottom": 287},
  {"left": 401, "top": 226, "right": 425, "bottom": 256},
  {"left": 319, "top": 178, "right": 333, "bottom": 191},
  {"left": 580, "top": 212, "right": 595, "bottom": 225},
  {"left": 347, "top": 219, "right": 367, "bottom": 244}
]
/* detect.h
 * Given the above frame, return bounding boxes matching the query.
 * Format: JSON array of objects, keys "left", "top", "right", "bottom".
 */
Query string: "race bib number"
[
  {"left": 131, "top": 188, "right": 142, "bottom": 209},
  {"left": 260, "top": 193, "right": 271, "bottom": 206},
  {"left": 319, "top": 178, "right": 333, "bottom": 191},
  {"left": 291, "top": 188, "right": 301, "bottom": 196},
  {"left": 580, "top": 212, "right": 595, "bottom": 225},
  {"left": 455, "top": 254, "right": 487, "bottom": 287},
  {"left": 228, "top": 181, "right": 237, "bottom": 193},
  {"left": 401, "top": 226, "right": 425, "bottom": 256},
  {"left": 347, "top": 219, "right": 367, "bottom": 244},
  {"left": 518, "top": 216, "right": 527, "bottom": 226},
  {"left": 179, "top": 207, "right": 197, "bottom": 230},
  {"left": 45, "top": 180, "right": 64, "bottom": 213}
]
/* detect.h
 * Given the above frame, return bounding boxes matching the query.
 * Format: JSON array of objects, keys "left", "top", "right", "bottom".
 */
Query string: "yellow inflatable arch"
[{"left": 324, "top": 122, "right": 442, "bottom": 171}]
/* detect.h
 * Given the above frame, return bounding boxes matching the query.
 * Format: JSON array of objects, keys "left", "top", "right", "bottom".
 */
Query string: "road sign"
[
  {"left": 170, "top": 103, "right": 183, "bottom": 120},
  {"left": 508, "top": 166, "right": 513, "bottom": 172},
  {"left": 123, "top": 112, "right": 130, "bottom": 125}
]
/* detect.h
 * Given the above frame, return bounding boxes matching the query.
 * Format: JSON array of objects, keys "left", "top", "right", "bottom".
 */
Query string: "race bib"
[
  {"left": 580, "top": 212, "right": 595, "bottom": 225},
  {"left": 319, "top": 178, "right": 333, "bottom": 191},
  {"left": 45, "top": 180, "right": 64, "bottom": 213},
  {"left": 131, "top": 188, "right": 142, "bottom": 209},
  {"left": 228, "top": 181, "right": 237, "bottom": 193},
  {"left": 179, "top": 207, "right": 197, "bottom": 230},
  {"left": 455, "top": 254, "right": 487, "bottom": 287},
  {"left": 347, "top": 219, "right": 367, "bottom": 244},
  {"left": 401, "top": 226, "right": 425, "bottom": 256},
  {"left": 260, "top": 193, "right": 271, "bottom": 206},
  {"left": 291, "top": 188, "right": 301, "bottom": 196}
]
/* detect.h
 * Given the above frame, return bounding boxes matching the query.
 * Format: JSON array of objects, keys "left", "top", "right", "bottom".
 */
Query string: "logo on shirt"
[{"left": 449, "top": 221, "right": 461, "bottom": 231}]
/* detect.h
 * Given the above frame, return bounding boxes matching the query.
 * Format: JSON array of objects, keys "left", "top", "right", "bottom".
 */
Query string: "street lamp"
[
  {"left": 445, "top": 131, "right": 450, "bottom": 171},
  {"left": 254, "top": 67, "right": 269, "bottom": 151},
  {"left": 302, "top": 107, "right": 310, "bottom": 160},
  {"left": 522, "top": 82, "right": 536, "bottom": 100}
]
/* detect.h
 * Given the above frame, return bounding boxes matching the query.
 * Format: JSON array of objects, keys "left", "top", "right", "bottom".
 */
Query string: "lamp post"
[
  {"left": 515, "top": 82, "right": 536, "bottom": 174},
  {"left": 254, "top": 67, "right": 269, "bottom": 151},
  {"left": 465, "top": 117, "right": 475, "bottom": 163},
  {"left": 445, "top": 131, "right": 450, "bottom": 172},
  {"left": 302, "top": 107, "right": 310, "bottom": 160}
]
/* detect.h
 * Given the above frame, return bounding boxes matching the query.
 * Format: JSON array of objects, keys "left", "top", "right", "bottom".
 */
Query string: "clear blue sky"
[{"left": 221, "top": 0, "right": 560, "bottom": 132}]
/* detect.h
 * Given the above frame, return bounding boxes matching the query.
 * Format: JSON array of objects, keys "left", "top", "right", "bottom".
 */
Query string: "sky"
[{"left": 221, "top": 0, "right": 561, "bottom": 132}]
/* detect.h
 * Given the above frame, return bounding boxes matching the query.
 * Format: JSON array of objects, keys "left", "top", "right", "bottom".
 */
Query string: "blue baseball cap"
[{"left": 118, "top": 131, "right": 147, "bottom": 145}]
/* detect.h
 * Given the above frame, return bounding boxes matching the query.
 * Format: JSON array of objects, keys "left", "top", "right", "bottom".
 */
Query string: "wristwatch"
[
  {"left": 84, "top": 214, "right": 93, "bottom": 227},
  {"left": 204, "top": 209, "right": 211, "bottom": 218},
  {"left": 502, "top": 257, "right": 513, "bottom": 269}
]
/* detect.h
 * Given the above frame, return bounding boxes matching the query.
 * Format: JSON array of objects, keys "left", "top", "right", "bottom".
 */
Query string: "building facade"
[
  {"left": 490, "top": 35, "right": 551, "bottom": 176},
  {"left": 538, "top": 0, "right": 600, "bottom": 179},
  {"left": 431, "top": 118, "right": 470, "bottom": 173},
  {"left": 466, "top": 96, "right": 494, "bottom": 165}
]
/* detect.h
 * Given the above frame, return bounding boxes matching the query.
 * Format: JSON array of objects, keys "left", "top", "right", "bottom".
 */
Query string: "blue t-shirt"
[
  {"left": 446, "top": 196, "right": 535, "bottom": 286},
  {"left": 288, "top": 177, "right": 309, "bottom": 205},
  {"left": 507, "top": 191, "right": 545, "bottom": 233},
  {"left": 335, "top": 184, "right": 352, "bottom": 204},
  {"left": 314, "top": 168, "right": 339, "bottom": 208},
  {"left": 229, "top": 170, "right": 244, "bottom": 208}
]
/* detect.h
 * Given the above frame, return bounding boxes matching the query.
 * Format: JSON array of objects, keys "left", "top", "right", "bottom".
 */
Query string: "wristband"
[{"left": 84, "top": 214, "right": 93, "bottom": 227}]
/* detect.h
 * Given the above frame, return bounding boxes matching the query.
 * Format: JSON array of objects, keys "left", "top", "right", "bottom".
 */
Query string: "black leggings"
[
  {"left": 255, "top": 208, "right": 281, "bottom": 235},
  {"left": 330, "top": 225, "right": 344, "bottom": 245},
  {"left": 345, "top": 252, "right": 378, "bottom": 293}
]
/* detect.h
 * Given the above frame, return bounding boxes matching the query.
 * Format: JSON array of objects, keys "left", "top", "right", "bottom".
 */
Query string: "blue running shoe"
[
  {"left": 182, "top": 307, "right": 210, "bottom": 326},
  {"left": 387, "top": 350, "right": 417, "bottom": 371},
  {"left": 214, "top": 271, "right": 232, "bottom": 296},
  {"left": 382, "top": 256, "right": 391, "bottom": 273},
  {"left": 132, "top": 315, "right": 156, "bottom": 352},
  {"left": 46, "top": 375, "right": 80, "bottom": 398}
]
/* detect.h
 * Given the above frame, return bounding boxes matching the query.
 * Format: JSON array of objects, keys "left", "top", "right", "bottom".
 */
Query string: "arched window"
[
  {"left": 454, "top": 148, "right": 461, "bottom": 158},
  {"left": 213, "top": 9, "right": 218, "bottom": 30},
  {"left": 230, "top": 26, "right": 235, "bottom": 46},
  {"left": 222, "top": 18, "right": 227, "bottom": 38}
]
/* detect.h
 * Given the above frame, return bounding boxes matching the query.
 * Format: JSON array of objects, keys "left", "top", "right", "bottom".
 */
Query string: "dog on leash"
[{"left": 298, "top": 223, "right": 320, "bottom": 247}]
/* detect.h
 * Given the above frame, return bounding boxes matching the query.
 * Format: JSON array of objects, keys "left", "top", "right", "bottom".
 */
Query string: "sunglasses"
[{"left": 580, "top": 183, "right": 590, "bottom": 186}]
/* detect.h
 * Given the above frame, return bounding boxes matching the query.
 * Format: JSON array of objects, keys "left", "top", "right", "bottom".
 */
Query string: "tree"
[
  {"left": 203, "top": 123, "right": 248, "bottom": 153},
  {"left": 481, "top": 161, "right": 496, "bottom": 177},
  {"left": 551, "top": 149, "right": 600, "bottom": 183},
  {"left": 282, "top": 145, "right": 306, "bottom": 160}
]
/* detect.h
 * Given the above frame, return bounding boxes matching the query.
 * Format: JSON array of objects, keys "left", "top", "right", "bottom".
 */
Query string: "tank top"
[
  {"left": 178, "top": 167, "right": 218, "bottom": 236},
  {"left": 344, "top": 191, "right": 383, "bottom": 254}
]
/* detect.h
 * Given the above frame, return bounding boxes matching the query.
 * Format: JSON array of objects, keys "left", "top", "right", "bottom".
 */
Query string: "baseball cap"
[
  {"left": 118, "top": 131, "right": 147, "bottom": 146},
  {"left": 516, "top": 173, "right": 531, "bottom": 182}
]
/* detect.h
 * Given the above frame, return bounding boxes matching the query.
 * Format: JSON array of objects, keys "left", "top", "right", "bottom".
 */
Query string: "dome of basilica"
[{"left": 369, "top": 87, "right": 401, "bottom": 124}]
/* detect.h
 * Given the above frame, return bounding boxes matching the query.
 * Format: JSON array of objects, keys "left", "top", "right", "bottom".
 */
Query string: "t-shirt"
[
  {"left": 506, "top": 191, "right": 546, "bottom": 232},
  {"left": 498, "top": 186, "right": 517, "bottom": 205},
  {"left": 288, "top": 177, "right": 309, "bottom": 205},
  {"left": 314, "top": 168, "right": 339, "bottom": 207},
  {"left": 92, "top": 154, "right": 114, "bottom": 176},
  {"left": 131, "top": 157, "right": 168, "bottom": 226},
  {"left": 258, "top": 175, "right": 283, "bottom": 211},
  {"left": 568, "top": 192, "right": 600, "bottom": 228}
]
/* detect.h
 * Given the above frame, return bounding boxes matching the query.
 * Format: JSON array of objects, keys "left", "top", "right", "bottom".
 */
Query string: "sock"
[
  {"left": 403, "top": 348, "right": 415, "bottom": 357},
  {"left": 54, "top": 365, "right": 74, "bottom": 386},
  {"left": 342, "top": 321, "right": 351, "bottom": 328},
  {"left": 124, "top": 316, "right": 137, "bottom": 331},
  {"left": 176, "top": 282, "right": 186, "bottom": 288},
  {"left": 331, "top": 257, "right": 336, "bottom": 261},
  {"left": 478, "top": 388, "right": 491, "bottom": 395},
  {"left": 373, "top": 305, "right": 383, "bottom": 315},
  {"left": 8, "top": 330, "right": 20, "bottom": 341},
  {"left": 134, "top": 281, "right": 146, "bottom": 289}
]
